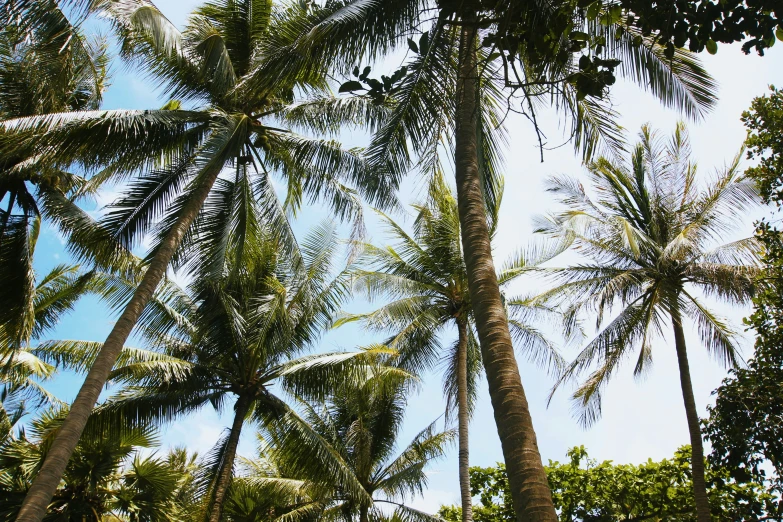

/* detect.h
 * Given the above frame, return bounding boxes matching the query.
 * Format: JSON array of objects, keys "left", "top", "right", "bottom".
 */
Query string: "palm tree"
[
  {"left": 258, "top": 363, "right": 454, "bottom": 522},
  {"left": 0, "top": 408, "right": 196, "bottom": 521},
  {"left": 0, "top": 0, "right": 107, "bottom": 236},
  {"left": 339, "top": 172, "right": 570, "bottom": 522},
  {"left": 9, "top": 1, "right": 392, "bottom": 518},
  {"left": 0, "top": 221, "right": 111, "bottom": 412},
  {"left": 1, "top": 225, "right": 96, "bottom": 359},
  {"left": 253, "top": 4, "right": 717, "bottom": 518},
  {"left": 536, "top": 124, "right": 761, "bottom": 522},
  {"left": 0, "top": 0, "right": 118, "bottom": 337},
  {"left": 78, "top": 223, "right": 389, "bottom": 522}
]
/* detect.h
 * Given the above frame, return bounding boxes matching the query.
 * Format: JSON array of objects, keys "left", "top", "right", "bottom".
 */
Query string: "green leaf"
[
  {"left": 338, "top": 81, "right": 364, "bottom": 93},
  {"left": 586, "top": 1, "right": 601, "bottom": 21},
  {"left": 160, "top": 100, "right": 181, "bottom": 110},
  {"left": 706, "top": 40, "right": 718, "bottom": 55},
  {"left": 607, "top": 4, "right": 622, "bottom": 24},
  {"left": 777, "top": 26, "right": 783, "bottom": 42},
  {"left": 419, "top": 31, "right": 430, "bottom": 54},
  {"left": 570, "top": 31, "right": 590, "bottom": 41},
  {"left": 407, "top": 38, "right": 419, "bottom": 54}
]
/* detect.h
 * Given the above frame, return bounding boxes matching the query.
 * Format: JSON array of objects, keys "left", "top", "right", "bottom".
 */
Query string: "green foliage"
[
  {"left": 705, "top": 86, "right": 783, "bottom": 488},
  {"left": 0, "top": 0, "right": 393, "bottom": 292},
  {"left": 613, "top": 0, "right": 782, "bottom": 55},
  {"left": 257, "top": 367, "right": 453, "bottom": 522},
  {"left": 438, "top": 447, "right": 780, "bottom": 522},
  {"left": 743, "top": 86, "right": 783, "bottom": 205},
  {"left": 89, "top": 222, "right": 387, "bottom": 516},
  {"left": 425, "top": 0, "right": 717, "bottom": 119},
  {"left": 338, "top": 64, "right": 409, "bottom": 104},
  {"left": 0, "top": 0, "right": 120, "bottom": 341},
  {"left": 341, "top": 0, "right": 716, "bottom": 197},
  {"left": 0, "top": 408, "right": 199, "bottom": 521},
  {"left": 0, "top": 260, "right": 121, "bottom": 415},
  {"left": 482, "top": 0, "right": 781, "bottom": 90}
]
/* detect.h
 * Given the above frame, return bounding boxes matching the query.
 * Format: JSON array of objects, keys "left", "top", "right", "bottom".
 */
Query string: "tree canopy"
[
  {"left": 438, "top": 446, "right": 782, "bottom": 522},
  {"left": 705, "top": 86, "right": 783, "bottom": 490}
]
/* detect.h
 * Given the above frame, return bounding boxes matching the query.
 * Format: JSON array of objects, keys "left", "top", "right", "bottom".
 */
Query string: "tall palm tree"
[
  {"left": 9, "top": 1, "right": 392, "bottom": 518},
  {"left": 79, "top": 223, "right": 387, "bottom": 522},
  {"left": 247, "top": 4, "right": 717, "bottom": 518},
  {"left": 258, "top": 363, "right": 454, "bottom": 522},
  {"left": 0, "top": 408, "right": 196, "bottom": 522},
  {"left": 339, "top": 172, "right": 570, "bottom": 522},
  {"left": 536, "top": 124, "right": 761, "bottom": 522}
]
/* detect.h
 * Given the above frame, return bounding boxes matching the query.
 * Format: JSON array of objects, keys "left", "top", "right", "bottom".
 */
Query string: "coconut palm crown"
[
  {"left": 537, "top": 123, "right": 761, "bottom": 522},
  {"left": 67, "top": 222, "right": 392, "bottom": 522},
  {"left": 258, "top": 364, "right": 454, "bottom": 522}
]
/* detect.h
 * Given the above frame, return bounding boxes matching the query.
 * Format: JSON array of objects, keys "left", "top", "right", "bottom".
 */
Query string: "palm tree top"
[
  {"left": 540, "top": 123, "right": 760, "bottom": 276},
  {"left": 257, "top": 365, "right": 453, "bottom": 522},
  {"left": 537, "top": 124, "right": 762, "bottom": 426}
]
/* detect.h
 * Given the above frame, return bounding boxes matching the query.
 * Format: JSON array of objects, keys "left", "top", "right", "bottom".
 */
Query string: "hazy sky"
[{"left": 33, "top": 1, "right": 783, "bottom": 513}]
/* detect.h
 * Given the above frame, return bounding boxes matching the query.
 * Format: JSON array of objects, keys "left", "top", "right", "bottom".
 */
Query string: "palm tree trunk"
[
  {"left": 208, "top": 395, "right": 251, "bottom": 522},
  {"left": 453, "top": 24, "right": 557, "bottom": 522},
  {"left": 456, "top": 318, "right": 473, "bottom": 522},
  {"left": 671, "top": 309, "right": 712, "bottom": 522},
  {"left": 16, "top": 167, "right": 223, "bottom": 522},
  {"left": 359, "top": 504, "right": 369, "bottom": 522}
]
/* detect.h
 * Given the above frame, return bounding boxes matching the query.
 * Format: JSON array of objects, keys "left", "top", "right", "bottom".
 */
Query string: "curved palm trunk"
[
  {"left": 208, "top": 396, "right": 251, "bottom": 522},
  {"left": 671, "top": 310, "right": 712, "bottom": 522},
  {"left": 454, "top": 24, "right": 557, "bottom": 522},
  {"left": 456, "top": 318, "right": 473, "bottom": 522},
  {"left": 17, "top": 168, "right": 223, "bottom": 522}
]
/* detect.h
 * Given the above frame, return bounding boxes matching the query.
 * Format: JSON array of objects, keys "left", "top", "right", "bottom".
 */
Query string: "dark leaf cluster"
[{"left": 705, "top": 86, "right": 783, "bottom": 493}]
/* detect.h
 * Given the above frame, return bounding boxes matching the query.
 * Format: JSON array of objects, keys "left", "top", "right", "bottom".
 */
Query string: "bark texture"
[
  {"left": 208, "top": 396, "right": 251, "bottom": 522},
  {"left": 456, "top": 318, "right": 473, "bottom": 522},
  {"left": 453, "top": 24, "right": 557, "bottom": 522},
  {"left": 672, "top": 311, "right": 712, "bottom": 522},
  {"left": 16, "top": 167, "right": 222, "bottom": 522}
]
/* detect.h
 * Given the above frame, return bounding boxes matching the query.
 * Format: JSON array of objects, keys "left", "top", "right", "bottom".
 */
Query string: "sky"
[{"left": 29, "top": 1, "right": 783, "bottom": 513}]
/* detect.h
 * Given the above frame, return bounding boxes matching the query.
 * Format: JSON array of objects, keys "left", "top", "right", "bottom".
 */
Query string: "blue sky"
[{"left": 31, "top": 1, "right": 783, "bottom": 512}]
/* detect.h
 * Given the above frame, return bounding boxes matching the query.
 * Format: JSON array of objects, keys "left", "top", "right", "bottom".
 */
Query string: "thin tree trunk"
[
  {"left": 453, "top": 24, "right": 557, "bottom": 522},
  {"left": 16, "top": 167, "right": 222, "bottom": 522},
  {"left": 456, "top": 318, "right": 473, "bottom": 522},
  {"left": 359, "top": 504, "right": 369, "bottom": 522},
  {"left": 208, "top": 396, "right": 251, "bottom": 522},
  {"left": 671, "top": 309, "right": 712, "bottom": 522}
]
